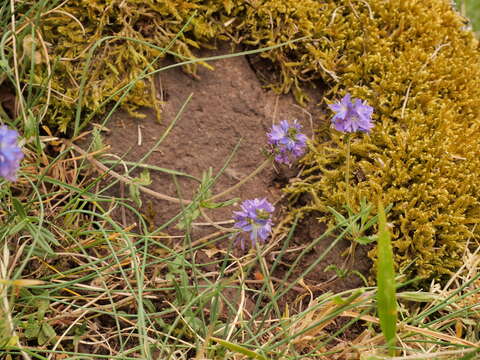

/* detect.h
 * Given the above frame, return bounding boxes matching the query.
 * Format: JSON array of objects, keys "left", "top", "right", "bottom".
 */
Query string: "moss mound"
[
  {"left": 284, "top": 1, "right": 480, "bottom": 281},
  {"left": 29, "top": 0, "right": 480, "bottom": 280},
  {"left": 39, "top": 0, "right": 227, "bottom": 131}
]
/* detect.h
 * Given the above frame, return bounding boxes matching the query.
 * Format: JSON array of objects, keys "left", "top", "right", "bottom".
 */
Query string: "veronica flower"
[
  {"left": 0, "top": 125, "right": 24, "bottom": 181},
  {"left": 233, "top": 198, "right": 274, "bottom": 249},
  {"left": 329, "top": 93, "right": 374, "bottom": 133},
  {"left": 267, "top": 120, "right": 307, "bottom": 165}
]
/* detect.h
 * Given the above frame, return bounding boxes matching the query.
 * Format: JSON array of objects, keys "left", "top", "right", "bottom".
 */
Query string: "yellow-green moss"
[
  {"left": 283, "top": 0, "right": 480, "bottom": 281},
  {"left": 38, "top": 0, "right": 229, "bottom": 131},
  {"left": 25, "top": 0, "right": 480, "bottom": 280},
  {"left": 35, "top": 0, "right": 345, "bottom": 129}
]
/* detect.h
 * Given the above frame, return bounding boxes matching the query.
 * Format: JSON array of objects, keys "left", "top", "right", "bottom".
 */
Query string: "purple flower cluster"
[
  {"left": 267, "top": 120, "right": 307, "bottom": 165},
  {"left": 0, "top": 125, "right": 23, "bottom": 181},
  {"left": 329, "top": 93, "right": 374, "bottom": 133},
  {"left": 233, "top": 198, "right": 274, "bottom": 249},
  {"left": 231, "top": 94, "right": 375, "bottom": 249}
]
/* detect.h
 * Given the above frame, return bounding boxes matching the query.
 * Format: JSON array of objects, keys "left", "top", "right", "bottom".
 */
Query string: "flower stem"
[
  {"left": 345, "top": 134, "right": 351, "bottom": 210},
  {"left": 344, "top": 134, "right": 358, "bottom": 260}
]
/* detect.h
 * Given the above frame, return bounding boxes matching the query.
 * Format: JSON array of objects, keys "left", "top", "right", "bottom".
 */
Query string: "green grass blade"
[{"left": 376, "top": 201, "right": 397, "bottom": 356}]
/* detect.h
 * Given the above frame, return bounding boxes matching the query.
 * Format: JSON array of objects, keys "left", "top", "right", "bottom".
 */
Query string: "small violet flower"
[
  {"left": 329, "top": 93, "right": 374, "bottom": 133},
  {"left": 267, "top": 120, "right": 307, "bottom": 165},
  {"left": 233, "top": 198, "right": 274, "bottom": 249},
  {"left": 0, "top": 125, "right": 23, "bottom": 181}
]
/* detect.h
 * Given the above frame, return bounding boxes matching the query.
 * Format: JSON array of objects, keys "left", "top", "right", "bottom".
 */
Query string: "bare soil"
[{"left": 98, "top": 44, "right": 371, "bottom": 309}]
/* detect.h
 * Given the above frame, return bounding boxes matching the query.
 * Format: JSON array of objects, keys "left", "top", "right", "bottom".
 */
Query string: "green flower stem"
[
  {"left": 345, "top": 134, "right": 351, "bottom": 210},
  {"left": 344, "top": 133, "right": 358, "bottom": 259}
]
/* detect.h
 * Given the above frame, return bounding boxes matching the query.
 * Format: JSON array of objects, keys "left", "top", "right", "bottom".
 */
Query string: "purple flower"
[
  {"left": 267, "top": 120, "right": 308, "bottom": 165},
  {"left": 329, "top": 93, "right": 374, "bottom": 133},
  {"left": 233, "top": 198, "right": 274, "bottom": 249},
  {"left": 0, "top": 126, "right": 23, "bottom": 181}
]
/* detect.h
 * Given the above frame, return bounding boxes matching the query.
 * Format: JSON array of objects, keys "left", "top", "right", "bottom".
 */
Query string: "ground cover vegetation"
[
  {"left": 1, "top": 0, "right": 480, "bottom": 358},
  {"left": 17, "top": 0, "right": 480, "bottom": 281}
]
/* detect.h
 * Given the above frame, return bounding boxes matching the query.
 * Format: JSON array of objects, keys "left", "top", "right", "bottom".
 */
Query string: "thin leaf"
[
  {"left": 364, "top": 203, "right": 393, "bottom": 231},
  {"left": 12, "top": 198, "right": 27, "bottom": 219},
  {"left": 327, "top": 206, "right": 346, "bottom": 223}
]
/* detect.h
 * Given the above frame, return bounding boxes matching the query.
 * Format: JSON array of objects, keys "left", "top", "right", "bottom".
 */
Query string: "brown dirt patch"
[
  {"left": 93, "top": 44, "right": 372, "bottom": 309},
  {"left": 101, "top": 45, "right": 321, "bottom": 233}
]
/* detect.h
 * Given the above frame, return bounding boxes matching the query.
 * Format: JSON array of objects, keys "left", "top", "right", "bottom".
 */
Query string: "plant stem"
[
  {"left": 345, "top": 134, "right": 351, "bottom": 210},
  {"left": 344, "top": 133, "right": 358, "bottom": 259}
]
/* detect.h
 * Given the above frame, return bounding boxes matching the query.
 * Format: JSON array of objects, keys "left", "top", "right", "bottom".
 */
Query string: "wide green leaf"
[{"left": 376, "top": 201, "right": 397, "bottom": 356}]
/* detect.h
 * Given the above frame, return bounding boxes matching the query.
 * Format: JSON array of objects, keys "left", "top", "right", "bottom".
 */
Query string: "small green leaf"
[
  {"left": 327, "top": 206, "right": 346, "bottom": 223},
  {"left": 41, "top": 323, "right": 56, "bottom": 343},
  {"left": 36, "top": 296, "right": 50, "bottom": 320},
  {"left": 0, "top": 335, "right": 18, "bottom": 349},
  {"left": 359, "top": 198, "right": 372, "bottom": 226},
  {"left": 324, "top": 264, "right": 348, "bottom": 278},
  {"left": 5, "top": 219, "right": 27, "bottom": 237},
  {"left": 210, "top": 337, "right": 269, "bottom": 360},
  {"left": 25, "top": 224, "right": 56, "bottom": 256},
  {"left": 355, "top": 235, "right": 377, "bottom": 245},
  {"left": 364, "top": 203, "right": 393, "bottom": 231},
  {"left": 24, "top": 319, "right": 40, "bottom": 340},
  {"left": 12, "top": 198, "right": 27, "bottom": 219},
  {"left": 201, "top": 198, "right": 240, "bottom": 209},
  {"left": 129, "top": 169, "right": 152, "bottom": 207},
  {"left": 129, "top": 183, "right": 142, "bottom": 207},
  {"left": 185, "top": 316, "right": 204, "bottom": 334},
  {"left": 143, "top": 299, "right": 156, "bottom": 312},
  {"left": 37, "top": 329, "right": 47, "bottom": 345},
  {"left": 0, "top": 59, "right": 8, "bottom": 70},
  {"left": 24, "top": 111, "right": 38, "bottom": 141},
  {"left": 136, "top": 169, "right": 152, "bottom": 186},
  {"left": 176, "top": 207, "right": 200, "bottom": 230},
  {"left": 397, "top": 291, "right": 442, "bottom": 302},
  {"left": 90, "top": 127, "right": 105, "bottom": 153},
  {"left": 376, "top": 201, "right": 397, "bottom": 356},
  {"left": 332, "top": 295, "right": 347, "bottom": 305}
]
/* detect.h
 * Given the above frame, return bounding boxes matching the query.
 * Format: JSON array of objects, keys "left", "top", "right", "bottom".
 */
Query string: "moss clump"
[
  {"left": 284, "top": 0, "right": 480, "bottom": 281},
  {"left": 33, "top": 0, "right": 357, "bottom": 129},
  {"left": 24, "top": 0, "right": 480, "bottom": 281},
  {"left": 37, "top": 0, "right": 228, "bottom": 131}
]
